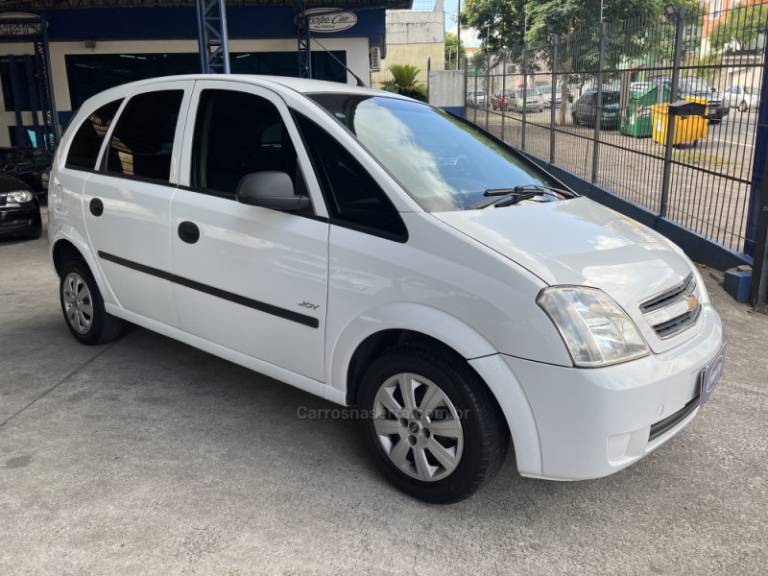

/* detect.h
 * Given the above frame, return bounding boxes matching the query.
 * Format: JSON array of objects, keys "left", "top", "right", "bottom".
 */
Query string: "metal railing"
[{"left": 465, "top": 5, "right": 767, "bottom": 254}]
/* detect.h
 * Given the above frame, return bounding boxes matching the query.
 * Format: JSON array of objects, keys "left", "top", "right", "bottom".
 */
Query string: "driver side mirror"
[{"left": 235, "top": 171, "right": 310, "bottom": 211}]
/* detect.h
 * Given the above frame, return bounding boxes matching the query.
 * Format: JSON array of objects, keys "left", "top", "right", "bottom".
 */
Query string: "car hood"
[{"left": 433, "top": 197, "right": 693, "bottom": 312}]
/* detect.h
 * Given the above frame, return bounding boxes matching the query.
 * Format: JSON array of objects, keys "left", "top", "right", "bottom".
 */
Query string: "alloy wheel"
[
  {"left": 62, "top": 272, "right": 94, "bottom": 334},
  {"left": 372, "top": 372, "right": 464, "bottom": 482}
]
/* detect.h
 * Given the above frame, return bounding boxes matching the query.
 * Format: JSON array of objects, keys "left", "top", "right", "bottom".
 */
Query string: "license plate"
[{"left": 699, "top": 346, "right": 725, "bottom": 405}]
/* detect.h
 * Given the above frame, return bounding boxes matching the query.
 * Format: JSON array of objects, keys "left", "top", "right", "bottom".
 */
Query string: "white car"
[
  {"left": 48, "top": 75, "right": 724, "bottom": 503},
  {"left": 466, "top": 90, "right": 487, "bottom": 108},
  {"left": 509, "top": 88, "right": 543, "bottom": 113},
  {"left": 723, "top": 85, "right": 760, "bottom": 112},
  {"left": 537, "top": 84, "right": 562, "bottom": 108}
]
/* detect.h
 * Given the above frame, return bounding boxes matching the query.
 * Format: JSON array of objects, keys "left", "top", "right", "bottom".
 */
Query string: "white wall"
[
  {"left": 386, "top": 0, "right": 444, "bottom": 45},
  {"left": 428, "top": 69, "right": 464, "bottom": 108}
]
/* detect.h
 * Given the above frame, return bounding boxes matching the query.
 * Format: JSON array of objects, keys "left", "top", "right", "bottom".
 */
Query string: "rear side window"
[
  {"left": 293, "top": 113, "right": 406, "bottom": 241},
  {"left": 65, "top": 99, "right": 122, "bottom": 170},
  {"left": 103, "top": 90, "right": 183, "bottom": 182}
]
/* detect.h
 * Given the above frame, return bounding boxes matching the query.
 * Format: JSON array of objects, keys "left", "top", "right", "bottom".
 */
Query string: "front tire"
[
  {"left": 359, "top": 344, "right": 508, "bottom": 503},
  {"left": 59, "top": 259, "right": 124, "bottom": 345},
  {"left": 739, "top": 100, "right": 748, "bottom": 113}
]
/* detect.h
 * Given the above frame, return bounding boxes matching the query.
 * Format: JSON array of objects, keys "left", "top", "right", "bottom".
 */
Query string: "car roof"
[{"left": 90, "top": 74, "right": 405, "bottom": 101}]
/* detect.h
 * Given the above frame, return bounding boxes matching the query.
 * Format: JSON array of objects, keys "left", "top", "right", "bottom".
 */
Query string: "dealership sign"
[{"left": 298, "top": 8, "right": 358, "bottom": 33}]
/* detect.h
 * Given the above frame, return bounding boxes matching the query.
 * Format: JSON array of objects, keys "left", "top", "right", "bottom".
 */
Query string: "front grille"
[
  {"left": 640, "top": 274, "right": 701, "bottom": 339},
  {"left": 653, "top": 307, "right": 701, "bottom": 338},
  {"left": 640, "top": 273, "right": 693, "bottom": 312},
  {"left": 649, "top": 395, "right": 699, "bottom": 442}
]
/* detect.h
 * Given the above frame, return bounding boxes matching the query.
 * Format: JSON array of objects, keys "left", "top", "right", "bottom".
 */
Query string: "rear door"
[{"left": 84, "top": 81, "right": 193, "bottom": 326}]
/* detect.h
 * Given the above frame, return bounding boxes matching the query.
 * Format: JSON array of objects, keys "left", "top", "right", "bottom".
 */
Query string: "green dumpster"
[{"left": 621, "top": 83, "right": 670, "bottom": 138}]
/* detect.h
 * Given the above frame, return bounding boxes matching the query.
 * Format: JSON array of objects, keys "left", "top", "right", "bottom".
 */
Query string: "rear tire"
[
  {"left": 739, "top": 100, "right": 748, "bottom": 113},
  {"left": 359, "top": 343, "right": 508, "bottom": 504},
  {"left": 59, "top": 259, "right": 124, "bottom": 345}
]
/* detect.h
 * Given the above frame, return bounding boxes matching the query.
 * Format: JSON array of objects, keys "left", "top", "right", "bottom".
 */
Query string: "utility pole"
[{"left": 456, "top": 0, "right": 461, "bottom": 70}]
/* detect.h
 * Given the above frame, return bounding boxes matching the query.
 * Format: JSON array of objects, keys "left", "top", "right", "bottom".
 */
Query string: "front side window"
[
  {"left": 104, "top": 90, "right": 183, "bottom": 182},
  {"left": 191, "top": 89, "right": 304, "bottom": 198},
  {"left": 294, "top": 113, "right": 406, "bottom": 240},
  {"left": 310, "top": 94, "right": 559, "bottom": 211},
  {"left": 66, "top": 99, "right": 122, "bottom": 170}
]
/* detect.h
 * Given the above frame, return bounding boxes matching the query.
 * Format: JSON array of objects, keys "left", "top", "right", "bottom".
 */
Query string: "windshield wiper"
[{"left": 470, "top": 184, "right": 575, "bottom": 209}]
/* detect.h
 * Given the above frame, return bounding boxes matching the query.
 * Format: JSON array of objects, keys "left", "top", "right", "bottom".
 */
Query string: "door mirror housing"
[{"left": 236, "top": 171, "right": 310, "bottom": 211}]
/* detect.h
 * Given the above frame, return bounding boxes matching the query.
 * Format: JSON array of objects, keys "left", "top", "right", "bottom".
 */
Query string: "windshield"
[{"left": 309, "top": 94, "right": 558, "bottom": 211}]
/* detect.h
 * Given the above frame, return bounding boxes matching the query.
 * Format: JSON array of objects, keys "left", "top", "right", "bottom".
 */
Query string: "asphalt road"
[{"left": 1, "top": 228, "right": 767, "bottom": 575}]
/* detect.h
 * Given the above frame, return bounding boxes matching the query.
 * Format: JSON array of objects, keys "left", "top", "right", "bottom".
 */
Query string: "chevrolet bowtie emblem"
[{"left": 687, "top": 294, "right": 699, "bottom": 311}]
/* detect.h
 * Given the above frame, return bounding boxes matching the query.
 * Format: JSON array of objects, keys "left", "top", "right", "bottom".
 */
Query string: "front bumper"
[
  {"left": 503, "top": 304, "right": 723, "bottom": 481},
  {"left": 0, "top": 204, "right": 40, "bottom": 236},
  {"left": 707, "top": 105, "right": 728, "bottom": 121}
]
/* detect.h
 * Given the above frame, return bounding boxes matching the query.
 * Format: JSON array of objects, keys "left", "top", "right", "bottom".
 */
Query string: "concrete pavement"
[{"left": 1, "top": 230, "right": 767, "bottom": 576}]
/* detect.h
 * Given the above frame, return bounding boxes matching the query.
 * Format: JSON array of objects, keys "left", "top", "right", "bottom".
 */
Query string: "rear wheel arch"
[
  {"left": 52, "top": 238, "right": 85, "bottom": 276},
  {"left": 51, "top": 235, "right": 114, "bottom": 307}
]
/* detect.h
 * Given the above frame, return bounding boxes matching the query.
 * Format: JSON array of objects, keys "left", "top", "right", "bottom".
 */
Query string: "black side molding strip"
[{"left": 98, "top": 251, "right": 319, "bottom": 329}]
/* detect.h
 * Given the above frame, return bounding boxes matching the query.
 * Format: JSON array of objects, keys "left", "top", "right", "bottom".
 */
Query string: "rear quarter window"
[{"left": 65, "top": 99, "right": 122, "bottom": 171}]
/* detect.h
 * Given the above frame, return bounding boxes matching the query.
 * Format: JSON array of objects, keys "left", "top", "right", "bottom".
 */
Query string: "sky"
[{"left": 413, "top": 0, "right": 481, "bottom": 46}]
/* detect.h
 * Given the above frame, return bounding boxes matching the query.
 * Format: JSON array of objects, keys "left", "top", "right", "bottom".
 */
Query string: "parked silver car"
[{"left": 723, "top": 85, "right": 760, "bottom": 112}]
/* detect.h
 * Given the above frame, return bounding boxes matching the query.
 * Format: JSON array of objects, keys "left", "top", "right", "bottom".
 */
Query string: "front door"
[
  {"left": 84, "top": 82, "right": 193, "bottom": 326},
  {"left": 171, "top": 81, "right": 329, "bottom": 381}
]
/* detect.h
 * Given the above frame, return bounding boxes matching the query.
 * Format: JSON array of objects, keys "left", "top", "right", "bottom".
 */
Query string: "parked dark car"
[
  {"left": 651, "top": 77, "right": 729, "bottom": 124},
  {"left": 571, "top": 89, "right": 621, "bottom": 129},
  {"left": 0, "top": 146, "right": 52, "bottom": 196},
  {"left": 0, "top": 173, "right": 42, "bottom": 240},
  {"left": 678, "top": 77, "right": 729, "bottom": 123}
]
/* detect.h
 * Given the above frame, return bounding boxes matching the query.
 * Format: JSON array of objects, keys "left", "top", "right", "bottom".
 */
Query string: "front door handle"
[{"left": 177, "top": 221, "right": 200, "bottom": 244}]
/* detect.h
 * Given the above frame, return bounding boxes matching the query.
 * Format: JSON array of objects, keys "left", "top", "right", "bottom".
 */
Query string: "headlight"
[
  {"left": 690, "top": 266, "right": 710, "bottom": 305},
  {"left": 5, "top": 190, "right": 34, "bottom": 204},
  {"left": 537, "top": 286, "right": 650, "bottom": 367}
]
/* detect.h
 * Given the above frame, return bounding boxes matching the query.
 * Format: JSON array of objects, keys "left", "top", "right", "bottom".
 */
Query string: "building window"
[
  {"left": 65, "top": 53, "right": 198, "bottom": 110},
  {"left": 0, "top": 57, "right": 38, "bottom": 111},
  {"left": 65, "top": 51, "right": 349, "bottom": 110}
]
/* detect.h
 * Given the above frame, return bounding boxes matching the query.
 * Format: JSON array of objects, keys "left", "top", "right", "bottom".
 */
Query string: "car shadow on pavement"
[{"left": 44, "top": 321, "right": 692, "bottom": 513}]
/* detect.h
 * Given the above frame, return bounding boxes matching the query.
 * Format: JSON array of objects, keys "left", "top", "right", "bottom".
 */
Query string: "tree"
[
  {"left": 383, "top": 64, "right": 428, "bottom": 101},
  {"left": 709, "top": 3, "right": 768, "bottom": 53},
  {"left": 445, "top": 31, "right": 466, "bottom": 69},
  {"left": 463, "top": 0, "right": 700, "bottom": 123}
]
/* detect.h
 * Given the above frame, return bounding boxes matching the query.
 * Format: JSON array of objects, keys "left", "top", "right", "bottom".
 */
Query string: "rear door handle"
[
  {"left": 177, "top": 221, "right": 200, "bottom": 244},
  {"left": 89, "top": 197, "right": 104, "bottom": 217}
]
